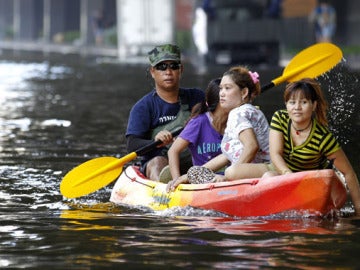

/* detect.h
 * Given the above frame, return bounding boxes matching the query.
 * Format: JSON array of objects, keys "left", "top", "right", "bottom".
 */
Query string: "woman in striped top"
[{"left": 267, "top": 78, "right": 360, "bottom": 215}]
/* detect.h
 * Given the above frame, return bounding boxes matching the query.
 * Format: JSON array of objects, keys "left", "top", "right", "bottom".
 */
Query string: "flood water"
[{"left": 1, "top": 53, "right": 360, "bottom": 269}]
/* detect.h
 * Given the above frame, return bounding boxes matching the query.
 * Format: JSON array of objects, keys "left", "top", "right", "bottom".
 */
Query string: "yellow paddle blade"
[
  {"left": 272, "top": 43, "right": 343, "bottom": 86},
  {"left": 60, "top": 154, "right": 136, "bottom": 198}
]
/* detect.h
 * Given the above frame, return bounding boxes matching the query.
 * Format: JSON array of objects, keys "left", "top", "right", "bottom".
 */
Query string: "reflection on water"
[{"left": 0, "top": 58, "right": 360, "bottom": 269}]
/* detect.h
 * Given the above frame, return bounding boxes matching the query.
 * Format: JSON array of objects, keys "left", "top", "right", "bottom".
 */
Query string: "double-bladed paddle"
[
  {"left": 60, "top": 128, "right": 183, "bottom": 198},
  {"left": 60, "top": 42, "right": 343, "bottom": 199}
]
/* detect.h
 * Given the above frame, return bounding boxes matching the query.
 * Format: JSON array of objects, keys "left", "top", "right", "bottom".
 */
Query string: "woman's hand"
[
  {"left": 213, "top": 174, "right": 227, "bottom": 182},
  {"left": 166, "top": 175, "right": 188, "bottom": 192}
]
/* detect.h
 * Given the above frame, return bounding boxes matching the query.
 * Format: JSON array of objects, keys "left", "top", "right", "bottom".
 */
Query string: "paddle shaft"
[
  {"left": 75, "top": 127, "right": 184, "bottom": 187},
  {"left": 261, "top": 82, "right": 275, "bottom": 92}
]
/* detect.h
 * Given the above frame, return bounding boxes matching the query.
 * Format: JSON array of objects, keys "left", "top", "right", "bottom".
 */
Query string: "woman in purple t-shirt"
[{"left": 167, "top": 78, "right": 227, "bottom": 182}]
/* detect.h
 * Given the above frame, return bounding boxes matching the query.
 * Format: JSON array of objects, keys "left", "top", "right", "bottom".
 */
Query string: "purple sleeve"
[{"left": 179, "top": 115, "right": 204, "bottom": 145}]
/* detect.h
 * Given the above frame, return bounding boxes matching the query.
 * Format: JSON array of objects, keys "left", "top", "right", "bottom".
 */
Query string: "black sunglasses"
[{"left": 154, "top": 62, "right": 181, "bottom": 71}]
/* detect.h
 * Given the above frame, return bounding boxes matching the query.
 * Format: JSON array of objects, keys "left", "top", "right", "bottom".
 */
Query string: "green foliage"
[
  {"left": 104, "top": 27, "right": 117, "bottom": 46},
  {"left": 175, "top": 30, "right": 193, "bottom": 51},
  {"left": 63, "top": 31, "right": 80, "bottom": 42},
  {"left": 5, "top": 27, "right": 14, "bottom": 39},
  {"left": 341, "top": 45, "right": 360, "bottom": 55}
]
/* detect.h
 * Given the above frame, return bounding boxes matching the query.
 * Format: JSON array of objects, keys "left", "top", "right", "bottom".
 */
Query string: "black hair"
[{"left": 191, "top": 78, "right": 221, "bottom": 117}]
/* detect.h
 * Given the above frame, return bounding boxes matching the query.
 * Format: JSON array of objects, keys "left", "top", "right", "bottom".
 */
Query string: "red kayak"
[{"left": 110, "top": 166, "right": 347, "bottom": 217}]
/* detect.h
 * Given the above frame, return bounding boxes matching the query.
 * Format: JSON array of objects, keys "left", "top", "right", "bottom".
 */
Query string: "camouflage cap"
[{"left": 148, "top": 44, "right": 181, "bottom": 66}]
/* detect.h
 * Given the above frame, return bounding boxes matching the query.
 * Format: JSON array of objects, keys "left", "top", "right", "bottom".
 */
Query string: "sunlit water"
[{"left": 0, "top": 56, "right": 360, "bottom": 269}]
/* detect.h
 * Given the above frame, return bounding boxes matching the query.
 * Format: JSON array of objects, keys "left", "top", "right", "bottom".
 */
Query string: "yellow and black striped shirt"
[{"left": 270, "top": 110, "right": 340, "bottom": 172}]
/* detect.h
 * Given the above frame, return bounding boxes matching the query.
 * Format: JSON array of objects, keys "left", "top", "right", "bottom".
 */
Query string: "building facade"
[{"left": 0, "top": 0, "right": 359, "bottom": 62}]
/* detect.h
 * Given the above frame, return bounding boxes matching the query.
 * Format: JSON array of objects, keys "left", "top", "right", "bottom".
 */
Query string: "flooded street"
[{"left": 1, "top": 54, "right": 360, "bottom": 269}]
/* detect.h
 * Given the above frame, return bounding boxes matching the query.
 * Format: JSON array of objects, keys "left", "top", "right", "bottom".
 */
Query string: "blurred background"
[
  {"left": 0, "top": 0, "right": 359, "bottom": 67},
  {"left": 1, "top": 2, "right": 360, "bottom": 269}
]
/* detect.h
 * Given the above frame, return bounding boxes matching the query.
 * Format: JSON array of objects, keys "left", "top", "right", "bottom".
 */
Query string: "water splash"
[{"left": 318, "top": 61, "right": 360, "bottom": 145}]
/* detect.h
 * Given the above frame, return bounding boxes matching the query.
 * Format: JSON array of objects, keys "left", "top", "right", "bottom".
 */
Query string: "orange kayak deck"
[{"left": 110, "top": 166, "right": 348, "bottom": 217}]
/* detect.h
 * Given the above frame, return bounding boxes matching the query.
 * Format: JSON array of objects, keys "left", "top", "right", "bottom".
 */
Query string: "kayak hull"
[{"left": 110, "top": 166, "right": 347, "bottom": 217}]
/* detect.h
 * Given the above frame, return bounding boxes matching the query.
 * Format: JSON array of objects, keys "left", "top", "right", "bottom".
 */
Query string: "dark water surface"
[{"left": 1, "top": 56, "right": 360, "bottom": 269}]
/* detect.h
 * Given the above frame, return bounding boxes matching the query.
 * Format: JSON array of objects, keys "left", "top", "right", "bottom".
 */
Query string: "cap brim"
[{"left": 151, "top": 57, "right": 180, "bottom": 66}]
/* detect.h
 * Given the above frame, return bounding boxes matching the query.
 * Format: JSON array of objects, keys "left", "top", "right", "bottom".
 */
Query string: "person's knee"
[
  {"left": 224, "top": 166, "right": 236, "bottom": 180},
  {"left": 146, "top": 156, "right": 168, "bottom": 180},
  {"left": 225, "top": 163, "right": 271, "bottom": 180},
  {"left": 148, "top": 156, "right": 167, "bottom": 165},
  {"left": 262, "top": 171, "right": 279, "bottom": 178}
]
